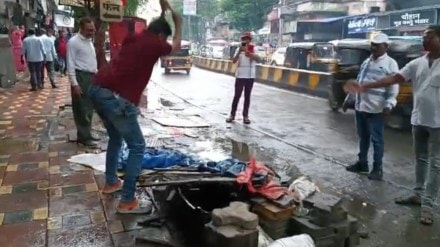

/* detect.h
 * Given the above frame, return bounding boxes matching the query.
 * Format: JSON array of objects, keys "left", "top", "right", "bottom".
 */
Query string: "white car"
[
  {"left": 270, "top": 47, "right": 286, "bottom": 66},
  {"left": 211, "top": 46, "right": 224, "bottom": 59}
]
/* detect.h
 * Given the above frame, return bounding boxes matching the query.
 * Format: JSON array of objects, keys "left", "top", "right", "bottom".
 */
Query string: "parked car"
[
  {"left": 270, "top": 47, "right": 286, "bottom": 66},
  {"left": 211, "top": 46, "right": 224, "bottom": 59}
]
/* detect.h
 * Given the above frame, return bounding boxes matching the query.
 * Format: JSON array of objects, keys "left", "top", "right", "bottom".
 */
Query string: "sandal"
[
  {"left": 243, "top": 118, "right": 251, "bottom": 125},
  {"left": 226, "top": 116, "right": 235, "bottom": 123},
  {"left": 420, "top": 208, "right": 434, "bottom": 225},
  {"left": 395, "top": 194, "right": 421, "bottom": 206}
]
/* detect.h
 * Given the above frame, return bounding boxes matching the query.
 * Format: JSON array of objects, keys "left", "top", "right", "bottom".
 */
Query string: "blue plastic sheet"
[{"left": 117, "top": 143, "right": 246, "bottom": 177}]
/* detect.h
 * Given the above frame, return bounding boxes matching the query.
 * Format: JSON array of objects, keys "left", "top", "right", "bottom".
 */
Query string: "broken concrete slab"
[
  {"left": 304, "top": 192, "right": 344, "bottom": 213},
  {"left": 212, "top": 201, "right": 258, "bottom": 230},
  {"left": 205, "top": 222, "right": 259, "bottom": 247},
  {"left": 251, "top": 198, "right": 296, "bottom": 221},
  {"left": 288, "top": 217, "right": 334, "bottom": 239}
]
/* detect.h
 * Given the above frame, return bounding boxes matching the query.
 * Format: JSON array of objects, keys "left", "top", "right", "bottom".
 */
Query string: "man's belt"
[{"left": 75, "top": 69, "right": 96, "bottom": 75}]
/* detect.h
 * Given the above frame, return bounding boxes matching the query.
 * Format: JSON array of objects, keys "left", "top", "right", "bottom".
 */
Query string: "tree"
[
  {"left": 71, "top": 0, "right": 148, "bottom": 67},
  {"left": 168, "top": 0, "right": 218, "bottom": 41},
  {"left": 124, "top": 0, "right": 149, "bottom": 16},
  {"left": 219, "top": 0, "right": 278, "bottom": 31}
]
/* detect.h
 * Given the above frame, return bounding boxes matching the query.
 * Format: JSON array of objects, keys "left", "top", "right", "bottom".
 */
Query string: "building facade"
[
  {"left": 344, "top": 4, "right": 440, "bottom": 38},
  {"left": 279, "top": 0, "right": 349, "bottom": 44}
]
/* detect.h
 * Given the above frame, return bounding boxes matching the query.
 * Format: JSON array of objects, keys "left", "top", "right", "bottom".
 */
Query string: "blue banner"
[{"left": 346, "top": 16, "right": 378, "bottom": 34}]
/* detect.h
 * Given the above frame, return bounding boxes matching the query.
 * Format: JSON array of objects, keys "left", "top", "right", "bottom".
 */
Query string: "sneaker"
[
  {"left": 346, "top": 162, "right": 369, "bottom": 173},
  {"left": 226, "top": 116, "right": 235, "bottom": 123},
  {"left": 77, "top": 140, "right": 98, "bottom": 147},
  {"left": 368, "top": 168, "right": 383, "bottom": 181},
  {"left": 116, "top": 198, "right": 152, "bottom": 214},
  {"left": 102, "top": 179, "right": 123, "bottom": 194}
]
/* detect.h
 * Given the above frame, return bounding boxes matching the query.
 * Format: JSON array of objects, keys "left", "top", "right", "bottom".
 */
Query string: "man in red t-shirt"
[
  {"left": 88, "top": 0, "right": 182, "bottom": 214},
  {"left": 55, "top": 30, "right": 68, "bottom": 75}
]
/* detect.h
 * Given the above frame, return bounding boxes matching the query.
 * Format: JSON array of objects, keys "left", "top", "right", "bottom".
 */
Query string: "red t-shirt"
[{"left": 94, "top": 31, "right": 172, "bottom": 105}]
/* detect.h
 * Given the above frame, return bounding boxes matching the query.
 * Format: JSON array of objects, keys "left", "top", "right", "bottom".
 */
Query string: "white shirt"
[
  {"left": 399, "top": 55, "right": 440, "bottom": 128},
  {"left": 40, "top": 34, "right": 57, "bottom": 62},
  {"left": 67, "top": 33, "right": 97, "bottom": 86},
  {"left": 356, "top": 54, "right": 399, "bottom": 113},
  {"left": 234, "top": 49, "right": 256, "bottom": 79}
]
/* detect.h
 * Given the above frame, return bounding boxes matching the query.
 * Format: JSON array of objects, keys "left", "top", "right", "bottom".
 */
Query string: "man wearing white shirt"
[
  {"left": 67, "top": 17, "right": 99, "bottom": 147},
  {"left": 39, "top": 29, "right": 57, "bottom": 88},
  {"left": 345, "top": 25, "right": 440, "bottom": 225},
  {"left": 345, "top": 33, "right": 399, "bottom": 181}
]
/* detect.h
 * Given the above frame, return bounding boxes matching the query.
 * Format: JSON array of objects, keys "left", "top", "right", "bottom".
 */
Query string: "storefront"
[
  {"left": 388, "top": 9, "right": 437, "bottom": 35},
  {"left": 344, "top": 15, "right": 378, "bottom": 38},
  {"left": 343, "top": 6, "right": 440, "bottom": 38}
]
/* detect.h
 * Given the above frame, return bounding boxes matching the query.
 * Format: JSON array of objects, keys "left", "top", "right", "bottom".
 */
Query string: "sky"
[{"left": 138, "top": 0, "right": 161, "bottom": 23}]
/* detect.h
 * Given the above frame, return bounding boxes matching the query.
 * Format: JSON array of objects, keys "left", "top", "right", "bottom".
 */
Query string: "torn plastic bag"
[
  {"left": 288, "top": 176, "right": 319, "bottom": 203},
  {"left": 268, "top": 234, "right": 315, "bottom": 247},
  {"left": 237, "top": 158, "right": 289, "bottom": 200}
]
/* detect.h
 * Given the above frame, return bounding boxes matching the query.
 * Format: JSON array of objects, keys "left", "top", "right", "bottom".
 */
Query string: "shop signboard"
[
  {"left": 390, "top": 9, "right": 437, "bottom": 27},
  {"left": 100, "top": 0, "right": 123, "bottom": 22},
  {"left": 346, "top": 16, "right": 377, "bottom": 34}
]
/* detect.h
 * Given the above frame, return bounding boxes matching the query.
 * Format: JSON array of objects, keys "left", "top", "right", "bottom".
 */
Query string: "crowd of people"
[{"left": 10, "top": 26, "right": 72, "bottom": 90}]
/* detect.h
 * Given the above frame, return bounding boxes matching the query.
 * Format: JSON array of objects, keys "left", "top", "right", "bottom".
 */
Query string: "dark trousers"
[
  {"left": 355, "top": 111, "right": 385, "bottom": 168},
  {"left": 41, "top": 61, "right": 55, "bottom": 86},
  {"left": 28, "top": 62, "right": 43, "bottom": 89},
  {"left": 230, "top": 78, "right": 254, "bottom": 117},
  {"left": 72, "top": 70, "right": 94, "bottom": 142}
]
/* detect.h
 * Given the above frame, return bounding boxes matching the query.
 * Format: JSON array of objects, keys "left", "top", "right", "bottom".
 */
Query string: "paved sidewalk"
[{"left": 0, "top": 77, "right": 152, "bottom": 247}]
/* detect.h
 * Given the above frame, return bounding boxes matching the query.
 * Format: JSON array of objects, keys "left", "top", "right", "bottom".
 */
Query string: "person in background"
[
  {"left": 47, "top": 28, "right": 56, "bottom": 43},
  {"left": 89, "top": 0, "right": 182, "bottom": 214},
  {"left": 67, "top": 17, "right": 99, "bottom": 147},
  {"left": 66, "top": 28, "right": 73, "bottom": 40},
  {"left": 344, "top": 25, "right": 440, "bottom": 225},
  {"left": 55, "top": 29, "right": 68, "bottom": 75},
  {"left": 10, "top": 26, "right": 26, "bottom": 72},
  {"left": 22, "top": 28, "right": 45, "bottom": 91},
  {"left": 39, "top": 28, "right": 57, "bottom": 88},
  {"left": 345, "top": 33, "right": 399, "bottom": 181},
  {"left": 226, "top": 32, "right": 260, "bottom": 124}
]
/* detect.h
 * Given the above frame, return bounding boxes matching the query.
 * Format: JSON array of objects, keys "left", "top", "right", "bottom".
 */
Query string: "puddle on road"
[
  {"left": 342, "top": 194, "right": 378, "bottom": 220},
  {"left": 0, "top": 138, "right": 38, "bottom": 155},
  {"left": 189, "top": 138, "right": 257, "bottom": 163}
]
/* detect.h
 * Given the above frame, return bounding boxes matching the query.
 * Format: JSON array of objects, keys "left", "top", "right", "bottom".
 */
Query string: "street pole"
[{"left": 188, "top": 15, "right": 192, "bottom": 41}]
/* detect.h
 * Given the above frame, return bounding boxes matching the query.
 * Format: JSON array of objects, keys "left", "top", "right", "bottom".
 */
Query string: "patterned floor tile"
[
  {"left": 2, "top": 210, "right": 33, "bottom": 225},
  {"left": 0, "top": 220, "right": 46, "bottom": 247},
  {"left": 48, "top": 223, "right": 112, "bottom": 247},
  {"left": 0, "top": 190, "right": 47, "bottom": 213},
  {"left": 49, "top": 192, "right": 103, "bottom": 217},
  {"left": 2, "top": 168, "right": 48, "bottom": 185}
]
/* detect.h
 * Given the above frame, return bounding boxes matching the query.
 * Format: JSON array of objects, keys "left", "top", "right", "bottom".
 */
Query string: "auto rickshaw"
[
  {"left": 327, "top": 38, "right": 424, "bottom": 130},
  {"left": 283, "top": 42, "right": 338, "bottom": 72},
  {"left": 161, "top": 40, "right": 192, "bottom": 75}
]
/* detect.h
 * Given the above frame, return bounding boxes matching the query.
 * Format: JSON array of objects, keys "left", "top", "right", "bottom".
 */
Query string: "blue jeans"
[
  {"left": 355, "top": 111, "right": 384, "bottom": 168},
  {"left": 88, "top": 84, "right": 145, "bottom": 203}
]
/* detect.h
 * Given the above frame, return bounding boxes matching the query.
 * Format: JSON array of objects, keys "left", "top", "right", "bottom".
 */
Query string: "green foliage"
[
  {"left": 219, "top": 0, "right": 278, "bottom": 31},
  {"left": 124, "top": 0, "right": 149, "bottom": 16}
]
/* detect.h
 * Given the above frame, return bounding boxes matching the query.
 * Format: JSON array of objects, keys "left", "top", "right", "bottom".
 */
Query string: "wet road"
[{"left": 148, "top": 66, "right": 440, "bottom": 246}]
